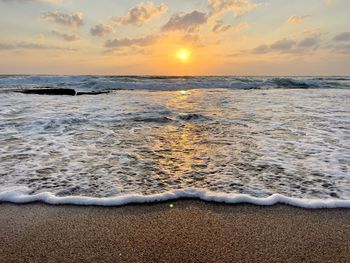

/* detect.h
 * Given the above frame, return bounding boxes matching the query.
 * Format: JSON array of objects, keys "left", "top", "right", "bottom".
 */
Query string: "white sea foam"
[
  {"left": 0, "top": 88, "right": 349, "bottom": 207},
  {"left": 1, "top": 186, "right": 350, "bottom": 208}
]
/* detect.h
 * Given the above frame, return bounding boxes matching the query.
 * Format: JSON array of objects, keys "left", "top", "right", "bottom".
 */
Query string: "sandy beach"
[
  {"left": 0, "top": 200, "right": 349, "bottom": 262},
  {"left": 1, "top": 0, "right": 350, "bottom": 262}
]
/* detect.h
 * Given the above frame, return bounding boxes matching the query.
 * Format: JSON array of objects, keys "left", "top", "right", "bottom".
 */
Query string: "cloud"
[
  {"left": 298, "top": 36, "right": 320, "bottom": 48},
  {"left": 332, "top": 44, "right": 350, "bottom": 54},
  {"left": 212, "top": 20, "right": 232, "bottom": 33},
  {"left": 287, "top": 15, "right": 310, "bottom": 25},
  {"left": 253, "top": 44, "right": 270, "bottom": 54},
  {"left": 208, "top": 0, "right": 257, "bottom": 17},
  {"left": 114, "top": 2, "right": 167, "bottom": 26},
  {"left": 331, "top": 32, "right": 350, "bottom": 54},
  {"left": 105, "top": 35, "right": 157, "bottom": 50},
  {"left": 270, "top": 38, "right": 296, "bottom": 51},
  {"left": 181, "top": 34, "right": 200, "bottom": 44},
  {"left": 212, "top": 21, "right": 249, "bottom": 33},
  {"left": 334, "top": 32, "right": 350, "bottom": 42},
  {"left": 0, "top": 0, "right": 61, "bottom": 4},
  {"left": 41, "top": 11, "right": 84, "bottom": 27},
  {"left": 90, "top": 24, "right": 113, "bottom": 37},
  {"left": 0, "top": 41, "right": 75, "bottom": 51},
  {"left": 162, "top": 11, "right": 207, "bottom": 32},
  {"left": 252, "top": 36, "right": 321, "bottom": 54},
  {"left": 103, "top": 48, "right": 150, "bottom": 56},
  {"left": 303, "top": 28, "right": 322, "bottom": 37},
  {"left": 234, "top": 22, "right": 250, "bottom": 32},
  {"left": 51, "top": 30, "right": 81, "bottom": 42}
]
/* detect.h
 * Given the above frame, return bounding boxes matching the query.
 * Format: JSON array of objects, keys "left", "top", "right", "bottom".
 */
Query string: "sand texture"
[{"left": 1, "top": 200, "right": 350, "bottom": 262}]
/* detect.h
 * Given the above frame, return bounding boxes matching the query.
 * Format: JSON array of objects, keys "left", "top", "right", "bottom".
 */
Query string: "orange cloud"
[
  {"left": 114, "top": 2, "right": 168, "bottom": 26},
  {"left": 287, "top": 15, "right": 310, "bottom": 25},
  {"left": 208, "top": 0, "right": 257, "bottom": 17}
]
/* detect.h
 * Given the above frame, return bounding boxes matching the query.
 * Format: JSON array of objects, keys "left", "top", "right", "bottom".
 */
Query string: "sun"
[
  {"left": 176, "top": 49, "right": 190, "bottom": 62},
  {"left": 180, "top": 52, "right": 188, "bottom": 60}
]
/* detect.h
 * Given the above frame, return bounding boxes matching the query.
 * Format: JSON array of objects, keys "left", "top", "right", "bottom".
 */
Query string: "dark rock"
[
  {"left": 76, "top": 91, "right": 111, "bottom": 96},
  {"left": 19, "top": 88, "right": 76, "bottom": 96},
  {"left": 17, "top": 88, "right": 112, "bottom": 96},
  {"left": 177, "top": 113, "right": 210, "bottom": 121}
]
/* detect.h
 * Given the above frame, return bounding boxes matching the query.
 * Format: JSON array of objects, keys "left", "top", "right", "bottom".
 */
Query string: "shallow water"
[{"left": 0, "top": 88, "right": 349, "bottom": 205}]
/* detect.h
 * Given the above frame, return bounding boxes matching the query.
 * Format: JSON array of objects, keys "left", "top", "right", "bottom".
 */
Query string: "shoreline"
[
  {"left": 2, "top": 187, "right": 350, "bottom": 209},
  {"left": 1, "top": 200, "right": 349, "bottom": 262}
]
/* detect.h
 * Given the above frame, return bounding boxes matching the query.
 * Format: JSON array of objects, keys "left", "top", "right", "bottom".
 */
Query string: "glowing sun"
[{"left": 176, "top": 49, "right": 190, "bottom": 62}]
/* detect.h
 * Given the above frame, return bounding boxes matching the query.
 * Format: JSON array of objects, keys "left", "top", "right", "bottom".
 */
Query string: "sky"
[{"left": 0, "top": 0, "right": 349, "bottom": 75}]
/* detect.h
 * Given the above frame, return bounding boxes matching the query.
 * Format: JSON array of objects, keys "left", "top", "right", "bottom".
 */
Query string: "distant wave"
[
  {"left": 0, "top": 75, "right": 349, "bottom": 91},
  {"left": 1, "top": 187, "right": 350, "bottom": 208}
]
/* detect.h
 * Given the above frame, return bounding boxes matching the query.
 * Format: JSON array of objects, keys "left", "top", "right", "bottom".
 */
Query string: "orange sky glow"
[{"left": 0, "top": 0, "right": 349, "bottom": 75}]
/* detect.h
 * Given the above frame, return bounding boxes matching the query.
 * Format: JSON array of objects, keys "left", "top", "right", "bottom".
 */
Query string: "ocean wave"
[
  {"left": 1, "top": 186, "right": 349, "bottom": 208},
  {"left": 1, "top": 87, "right": 349, "bottom": 207},
  {"left": 272, "top": 78, "right": 315, "bottom": 89},
  {"left": 132, "top": 116, "right": 173, "bottom": 123},
  {"left": 0, "top": 76, "right": 349, "bottom": 91}
]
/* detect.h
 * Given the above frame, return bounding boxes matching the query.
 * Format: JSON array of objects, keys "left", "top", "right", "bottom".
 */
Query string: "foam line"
[{"left": 1, "top": 187, "right": 350, "bottom": 209}]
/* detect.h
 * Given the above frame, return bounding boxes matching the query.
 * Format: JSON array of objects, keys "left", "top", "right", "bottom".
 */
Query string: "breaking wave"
[
  {"left": 1, "top": 78, "right": 349, "bottom": 208},
  {"left": 0, "top": 75, "right": 349, "bottom": 91}
]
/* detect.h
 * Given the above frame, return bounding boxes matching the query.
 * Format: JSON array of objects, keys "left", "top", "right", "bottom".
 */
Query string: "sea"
[{"left": 0, "top": 75, "right": 349, "bottom": 208}]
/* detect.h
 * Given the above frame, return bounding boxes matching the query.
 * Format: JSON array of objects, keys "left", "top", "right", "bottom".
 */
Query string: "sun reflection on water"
[{"left": 150, "top": 90, "right": 214, "bottom": 185}]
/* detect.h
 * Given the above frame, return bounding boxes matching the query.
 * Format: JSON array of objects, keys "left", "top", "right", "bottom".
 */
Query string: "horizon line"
[{"left": 1, "top": 74, "right": 349, "bottom": 77}]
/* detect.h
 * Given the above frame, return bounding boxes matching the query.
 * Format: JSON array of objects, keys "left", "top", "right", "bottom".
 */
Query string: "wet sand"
[{"left": 0, "top": 200, "right": 349, "bottom": 262}]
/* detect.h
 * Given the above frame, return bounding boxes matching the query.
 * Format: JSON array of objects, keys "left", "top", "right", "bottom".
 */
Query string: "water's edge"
[{"left": 1, "top": 187, "right": 350, "bottom": 209}]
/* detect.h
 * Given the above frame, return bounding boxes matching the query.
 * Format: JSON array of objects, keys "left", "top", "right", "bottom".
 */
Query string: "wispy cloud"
[
  {"left": 331, "top": 32, "right": 350, "bottom": 55},
  {"left": 41, "top": 11, "right": 84, "bottom": 27},
  {"left": 251, "top": 31, "right": 350, "bottom": 56},
  {"left": 331, "top": 43, "right": 350, "bottom": 54},
  {"left": 0, "top": 0, "right": 62, "bottom": 4},
  {"left": 90, "top": 24, "right": 113, "bottom": 37},
  {"left": 0, "top": 41, "right": 76, "bottom": 51},
  {"left": 334, "top": 32, "right": 350, "bottom": 42},
  {"left": 105, "top": 35, "right": 157, "bottom": 50},
  {"left": 208, "top": 0, "right": 257, "bottom": 17},
  {"left": 252, "top": 36, "right": 321, "bottom": 54},
  {"left": 287, "top": 15, "right": 310, "bottom": 25},
  {"left": 51, "top": 30, "right": 81, "bottom": 42},
  {"left": 270, "top": 38, "right": 297, "bottom": 52},
  {"left": 212, "top": 21, "right": 250, "bottom": 34},
  {"left": 114, "top": 2, "right": 167, "bottom": 26},
  {"left": 298, "top": 37, "right": 320, "bottom": 48},
  {"left": 212, "top": 20, "right": 232, "bottom": 33}
]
